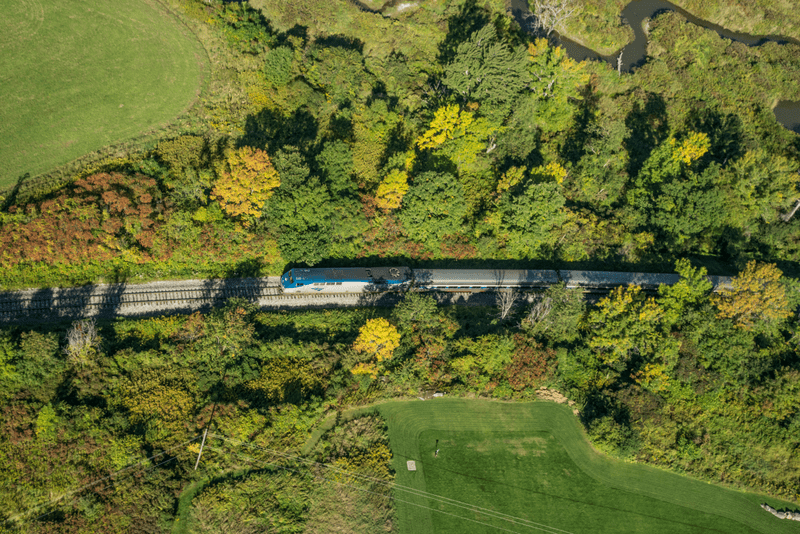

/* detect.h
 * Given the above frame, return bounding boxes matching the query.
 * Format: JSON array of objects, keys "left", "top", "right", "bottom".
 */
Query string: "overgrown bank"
[{"left": 1, "top": 258, "right": 798, "bottom": 530}]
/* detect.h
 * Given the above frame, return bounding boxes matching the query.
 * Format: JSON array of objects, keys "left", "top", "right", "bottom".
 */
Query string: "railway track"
[
  {"left": 0, "top": 275, "right": 640, "bottom": 324},
  {"left": 0, "top": 276, "right": 512, "bottom": 323}
]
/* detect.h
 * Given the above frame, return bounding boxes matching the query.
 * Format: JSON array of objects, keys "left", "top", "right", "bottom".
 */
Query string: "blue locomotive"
[
  {"left": 280, "top": 267, "right": 732, "bottom": 293},
  {"left": 280, "top": 267, "right": 412, "bottom": 293}
]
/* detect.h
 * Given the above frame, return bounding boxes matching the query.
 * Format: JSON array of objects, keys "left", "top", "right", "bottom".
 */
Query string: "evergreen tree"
[{"left": 442, "top": 24, "right": 529, "bottom": 105}]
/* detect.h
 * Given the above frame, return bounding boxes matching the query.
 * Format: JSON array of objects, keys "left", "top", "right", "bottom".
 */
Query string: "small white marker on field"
[{"left": 407, "top": 460, "right": 417, "bottom": 471}]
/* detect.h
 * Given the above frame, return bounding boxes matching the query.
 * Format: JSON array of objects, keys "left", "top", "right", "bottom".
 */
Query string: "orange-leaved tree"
[
  {"left": 211, "top": 146, "right": 280, "bottom": 218},
  {"left": 713, "top": 261, "right": 792, "bottom": 331},
  {"left": 351, "top": 318, "right": 401, "bottom": 378}
]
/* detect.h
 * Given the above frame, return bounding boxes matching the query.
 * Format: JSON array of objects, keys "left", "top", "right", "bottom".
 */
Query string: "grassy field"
[
  {"left": 379, "top": 399, "right": 800, "bottom": 534},
  {"left": 0, "top": 0, "right": 205, "bottom": 187}
]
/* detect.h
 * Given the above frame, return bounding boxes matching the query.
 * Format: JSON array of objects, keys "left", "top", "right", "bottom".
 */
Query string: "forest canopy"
[{"left": 1, "top": 0, "right": 800, "bottom": 531}]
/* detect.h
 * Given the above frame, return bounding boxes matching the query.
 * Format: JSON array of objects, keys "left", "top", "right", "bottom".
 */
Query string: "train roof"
[
  {"left": 290, "top": 267, "right": 411, "bottom": 284},
  {"left": 559, "top": 270, "right": 681, "bottom": 286},
  {"left": 414, "top": 269, "right": 559, "bottom": 286}
]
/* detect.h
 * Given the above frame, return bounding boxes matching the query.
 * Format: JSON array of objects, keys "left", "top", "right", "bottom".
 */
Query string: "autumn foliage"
[
  {"left": 0, "top": 172, "right": 163, "bottom": 268},
  {"left": 211, "top": 146, "right": 280, "bottom": 218},
  {"left": 505, "top": 334, "right": 557, "bottom": 391},
  {"left": 375, "top": 169, "right": 409, "bottom": 211},
  {"left": 713, "top": 261, "right": 792, "bottom": 330},
  {"left": 351, "top": 318, "right": 401, "bottom": 378}
]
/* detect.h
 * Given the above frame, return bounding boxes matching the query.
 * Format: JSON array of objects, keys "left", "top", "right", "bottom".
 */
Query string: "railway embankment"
[{"left": 0, "top": 277, "right": 532, "bottom": 324}]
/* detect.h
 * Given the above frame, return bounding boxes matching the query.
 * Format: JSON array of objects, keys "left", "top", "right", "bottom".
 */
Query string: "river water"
[{"left": 507, "top": 0, "right": 800, "bottom": 134}]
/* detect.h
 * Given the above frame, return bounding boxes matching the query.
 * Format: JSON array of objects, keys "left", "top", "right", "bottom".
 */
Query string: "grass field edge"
[
  {"left": 0, "top": 0, "right": 212, "bottom": 196},
  {"left": 377, "top": 398, "right": 800, "bottom": 534}
]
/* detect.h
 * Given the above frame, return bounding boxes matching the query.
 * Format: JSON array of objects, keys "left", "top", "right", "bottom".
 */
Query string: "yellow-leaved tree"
[
  {"left": 670, "top": 132, "right": 710, "bottom": 165},
  {"left": 375, "top": 169, "right": 409, "bottom": 211},
  {"left": 351, "top": 318, "right": 401, "bottom": 378},
  {"left": 416, "top": 104, "right": 474, "bottom": 150},
  {"left": 713, "top": 261, "right": 792, "bottom": 331},
  {"left": 211, "top": 146, "right": 280, "bottom": 218}
]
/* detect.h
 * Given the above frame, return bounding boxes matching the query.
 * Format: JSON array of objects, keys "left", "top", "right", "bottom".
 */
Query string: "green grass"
[
  {"left": 0, "top": 0, "right": 205, "bottom": 187},
  {"left": 378, "top": 399, "right": 800, "bottom": 534}
]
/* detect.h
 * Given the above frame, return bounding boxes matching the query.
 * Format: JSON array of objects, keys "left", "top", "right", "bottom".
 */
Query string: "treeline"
[
  {"left": 1, "top": 0, "right": 800, "bottom": 288},
  {"left": 0, "top": 259, "right": 798, "bottom": 531}
]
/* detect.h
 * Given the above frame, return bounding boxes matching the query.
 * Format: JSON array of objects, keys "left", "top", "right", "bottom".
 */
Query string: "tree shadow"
[
  {"left": 683, "top": 106, "right": 744, "bottom": 167},
  {"left": 561, "top": 83, "right": 601, "bottom": 165},
  {"left": 436, "top": 0, "right": 492, "bottom": 65},
  {"left": 328, "top": 108, "right": 355, "bottom": 143},
  {"left": 313, "top": 34, "right": 365, "bottom": 54},
  {"left": 240, "top": 106, "right": 320, "bottom": 157},
  {"left": 366, "top": 81, "right": 399, "bottom": 111},
  {"left": 1, "top": 173, "right": 29, "bottom": 211},
  {"left": 379, "top": 119, "right": 414, "bottom": 170},
  {"left": 624, "top": 92, "right": 669, "bottom": 177}
]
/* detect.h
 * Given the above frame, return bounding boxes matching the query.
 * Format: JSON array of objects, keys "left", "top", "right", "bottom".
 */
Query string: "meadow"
[
  {"left": 379, "top": 399, "right": 800, "bottom": 534},
  {"left": 0, "top": 0, "right": 205, "bottom": 187}
]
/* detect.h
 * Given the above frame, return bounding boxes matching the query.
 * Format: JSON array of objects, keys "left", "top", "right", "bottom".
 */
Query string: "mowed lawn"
[
  {"left": 378, "top": 400, "right": 800, "bottom": 534},
  {"left": 0, "top": 0, "right": 205, "bottom": 187}
]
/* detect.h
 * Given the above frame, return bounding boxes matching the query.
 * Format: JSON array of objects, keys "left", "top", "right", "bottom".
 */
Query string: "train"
[{"left": 279, "top": 267, "right": 733, "bottom": 293}]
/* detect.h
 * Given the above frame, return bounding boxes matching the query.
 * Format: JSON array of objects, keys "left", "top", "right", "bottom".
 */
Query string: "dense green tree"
[
  {"left": 264, "top": 46, "right": 295, "bottom": 86},
  {"left": 722, "top": 148, "right": 800, "bottom": 228},
  {"left": 569, "top": 119, "right": 630, "bottom": 207},
  {"left": 15, "top": 331, "right": 65, "bottom": 404},
  {"left": 316, "top": 140, "right": 356, "bottom": 195},
  {"left": 522, "top": 39, "right": 589, "bottom": 135},
  {"left": 657, "top": 259, "right": 714, "bottom": 327},
  {"left": 487, "top": 165, "right": 567, "bottom": 258},
  {"left": 391, "top": 293, "right": 458, "bottom": 378},
  {"left": 191, "top": 300, "right": 260, "bottom": 392},
  {"left": 0, "top": 334, "right": 18, "bottom": 401},
  {"left": 397, "top": 171, "right": 468, "bottom": 245},
  {"left": 587, "top": 285, "right": 679, "bottom": 392},
  {"left": 352, "top": 99, "right": 402, "bottom": 186},
  {"left": 442, "top": 24, "right": 529, "bottom": 105},
  {"left": 304, "top": 44, "right": 374, "bottom": 105},
  {"left": 267, "top": 148, "right": 334, "bottom": 265},
  {"left": 626, "top": 133, "right": 724, "bottom": 249},
  {"left": 246, "top": 341, "right": 323, "bottom": 404}
]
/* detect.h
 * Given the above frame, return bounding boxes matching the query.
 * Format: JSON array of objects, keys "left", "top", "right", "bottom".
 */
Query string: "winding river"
[{"left": 507, "top": 0, "right": 800, "bottom": 133}]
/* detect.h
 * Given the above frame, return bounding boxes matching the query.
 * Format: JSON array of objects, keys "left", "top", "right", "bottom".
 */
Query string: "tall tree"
[
  {"left": 486, "top": 164, "right": 567, "bottom": 258},
  {"left": 626, "top": 132, "right": 723, "bottom": 248},
  {"left": 398, "top": 172, "right": 467, "bottom": 245},
  {"left": 375, "top": 169, "right": 410, "bottom": 211},
  {"left": 211, "top": 146, "right": 280, "bottom": 219},
  {"left": 723, "top": 148, "right": 800, "bottom": 227},
  {"left": 523, "top": 39, "right": 589, "bottom": 135},
  {"left": 442, "top": 24, "right": 529, "bottom": 105},
  {"left": 587, "top": 285, "right": 678, "bottom": 391},
  {"left": 391, "top": 293, "right": 458, "bottom": 378},
  {"left": 351, "top": 318, "right": 401, "bottom": 378},
  {"left": 713, "top": 261, "right": 793, "bottom": 333},
  {"left": 316, "top": 140, "right": 356, "bottom": 195},
  {"left": 266, "top": 148, "right": 333, "bottom": 265}
]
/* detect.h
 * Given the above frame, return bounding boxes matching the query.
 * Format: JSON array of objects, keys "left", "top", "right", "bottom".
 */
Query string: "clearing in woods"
[
  {"left": 0, "top": 0, "right": 205, "bottom": 187},
  {"left": 378, "top": 399, "right": 799, "bottom": 534}
]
